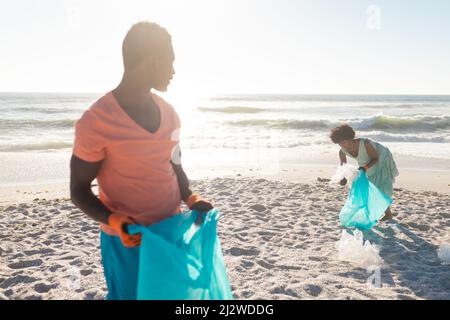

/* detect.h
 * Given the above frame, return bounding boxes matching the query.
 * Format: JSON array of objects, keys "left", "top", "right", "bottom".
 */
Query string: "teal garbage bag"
[
  {"left": 128, "top": 209, "right": 233, "bottom": 300},
  {"left": 340, "top": 170, "right": 393, "bottom": 230}
]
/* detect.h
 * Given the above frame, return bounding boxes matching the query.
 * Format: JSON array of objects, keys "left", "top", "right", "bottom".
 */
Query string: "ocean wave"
[
  {"left": 225, "top": 114, "right": 450, "bottom": 132},
  {"left": 0, "top": 141, "right": 73, "bottom": 152},
  {"left": 226, "top": 119, "right": 330, "bottom": 130},
  {"left": 352, "top": 114, "right": 450, "bottom": 132},
  {"left": 210, "top": 94, "right": 450, "bottom": 103},
  {"left": 0, "top": 118, "right": 76, "bottom": 130},
  {"left": 199, "top": 104, "right": 450, "bottom": 114},
  {"left": 365, "top": 132, "right": 450, "bottom": 143},
  {"left": 198, "top": 106, "right": 265, "bottom": 114},
  {"left": 5, "top": 107, "right": 82, "bottom": 114}
]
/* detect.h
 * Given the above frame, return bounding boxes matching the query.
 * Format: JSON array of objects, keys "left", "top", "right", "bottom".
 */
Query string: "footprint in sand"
[
  {"left": 24, "top": 295, "right": 43, "bottom": 300},
  {"left": 59, "top": 255, "right": 80, "bottom": 261},
  {"left": 256, "top": 260, "right": 274, "bottom": 269},
  {"left": 80, "top": 225, "right": 98, "bottom": 232},
  {"left": 416, "top": 224, "right": 430, "bottom": 231},
  {"left": 241, "top": 260, "right": 254, "bottom": 269},
  {"left": 269, "top": 285, "right": 299, "bottom": 298},
  {"left": 240, "top": 290, "right": 254, "bottom": 298},
  {"left": 69, "top": 259, "right": 83, "bottom": 267},
  {"left": 257, "top": 230, "right": 274, "bottom": 235},
  {"left": 34, "top": 282, "right": 58, "bottom": 293},
  {"left": 2, "top": 289, "right": 14, "bottom": 298},
  {"left": 49, "top": 264, "right": 64, "bottom": 272},
  {"left": 60, "top": 205, "right": 76, "bottom": 211},
  {"left": 80, "top": 269, "right": 93, "bottom": 276},
  {"left": 308, "top": 256, "right": 324, "bottom": 262},
  {"left": 0, "top": 275, "right": 38, "bottom": 289},
  {"left": 234, "top": 234, "right": 248, "bottom": 241},
  {"left": 408, "top": 222, "right": 431, "bottom": 231},
  {"left": 8, "top": 259, "right": 43, "bottom": 269},
  {"left": 23, "top": 248, "right": 55, "bottom": 256},
  {"left": 303, "top": 284, "right": 322, "bottom": 297},
  {"left": 228, "top": 247, "right": 260, "bottom": 256},
  {"left": 249, "top": 204, "right": 267, "bottom": 212},
  {"left": 84, "top": 291, "right": 103, "bottom": 300}
]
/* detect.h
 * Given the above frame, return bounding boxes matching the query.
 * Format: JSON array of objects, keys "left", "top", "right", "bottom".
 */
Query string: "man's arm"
[
  {"left": 171, "top": 161, "right": 192, "bottom": 202},
  {"left": 170, "top": 148, "right": 213, "bottom": 213},
  {"left": 70, "top": 155, "right": 111, "bottom": 224}
]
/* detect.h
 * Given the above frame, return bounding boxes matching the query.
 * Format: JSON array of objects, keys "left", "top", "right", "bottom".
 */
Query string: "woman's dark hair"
[{"left": 330, "top": 124, "right": 355, "bottom": 143}]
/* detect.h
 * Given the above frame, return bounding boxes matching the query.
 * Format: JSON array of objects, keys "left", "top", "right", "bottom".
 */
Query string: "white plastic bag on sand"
[
  {"left": 335, "top": 229, "right": 383, "bottom": 267},
  {"left": 437, "top": 244, "right": 450, "bottom": 265},
  {"left": 330, "top": 163, "right": 358, "bottom": 186}
]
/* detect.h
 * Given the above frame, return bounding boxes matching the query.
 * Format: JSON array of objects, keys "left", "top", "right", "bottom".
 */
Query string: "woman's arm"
[
  {"left": 339, "top": 149, "right": 347, "bottom": 165},
  {"left": 364, "top": 140, "right": 379, "bottom": 170},
  {"left": 338, "top": 150, "right": 348, "bottom": 186}
]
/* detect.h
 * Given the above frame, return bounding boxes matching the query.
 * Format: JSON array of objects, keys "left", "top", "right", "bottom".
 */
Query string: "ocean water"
[{"left": 1, "top": 93, "right": 450, "bottom": 160}]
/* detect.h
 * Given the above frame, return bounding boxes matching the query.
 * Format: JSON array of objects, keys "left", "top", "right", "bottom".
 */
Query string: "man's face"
[{"left": 152, "top": 46, "right": 175, "bottom": 92}]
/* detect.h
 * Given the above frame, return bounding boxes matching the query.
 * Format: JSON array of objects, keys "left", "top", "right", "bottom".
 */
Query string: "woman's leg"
[{"left": 381, "top": 206, "right": 393, "bottom": 221}]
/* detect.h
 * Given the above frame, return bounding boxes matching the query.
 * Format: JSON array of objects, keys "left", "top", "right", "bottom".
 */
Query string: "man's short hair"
[{"left": 122, "top": 22, "right": 172, "bottom": 70}]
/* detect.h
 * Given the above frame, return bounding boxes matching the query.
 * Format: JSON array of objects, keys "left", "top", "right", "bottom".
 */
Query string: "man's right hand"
[
  {"left": 108, "top": 213, "right": 141, "bottom": 247},
  {"left": 339, "top": 178, "right": 347, "bottom": 186}
]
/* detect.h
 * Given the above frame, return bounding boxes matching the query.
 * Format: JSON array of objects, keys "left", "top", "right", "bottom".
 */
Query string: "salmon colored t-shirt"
[{"left": 73, "top": 91, "right": 182, "bottom": 235}]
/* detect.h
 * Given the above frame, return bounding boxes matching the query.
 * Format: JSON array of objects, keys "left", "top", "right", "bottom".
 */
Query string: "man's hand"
[
  {"left": 190, "top": 199, "right": 214, "bottom": 212},
  {"left": 108, "top": 213, "right": 141, "bottom": 247},
  {"left": 186, "top": 194, "right": 214, "bottom": 225},
  {"left": 339, "top": 178, "right": 347, "bottom": 186}
]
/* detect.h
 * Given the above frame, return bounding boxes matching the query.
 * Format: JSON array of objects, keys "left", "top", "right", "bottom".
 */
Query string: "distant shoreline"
[
  {"left": 2, "top": 91, "right": 450, "bottom": 97},
  {"left": 1, "top": 148, "right": 449, "bottom": 206}
]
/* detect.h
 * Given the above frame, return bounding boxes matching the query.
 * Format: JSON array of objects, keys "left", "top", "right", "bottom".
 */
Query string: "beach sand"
[{"left": 1, "top": 176, "right": 449, "bottom": 300}]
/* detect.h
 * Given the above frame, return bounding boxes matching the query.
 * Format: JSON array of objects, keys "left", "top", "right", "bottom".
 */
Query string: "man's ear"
[{"left": 144, "top": 55, "right": 157, "bottom": 73}]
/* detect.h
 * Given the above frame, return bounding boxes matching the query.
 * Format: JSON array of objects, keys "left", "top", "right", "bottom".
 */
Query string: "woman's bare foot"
[{"left": 381, "top": 208, "right": 393, "bottom": 221}]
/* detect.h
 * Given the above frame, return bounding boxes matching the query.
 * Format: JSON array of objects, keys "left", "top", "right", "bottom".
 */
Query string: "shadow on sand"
[{"left": 362, "top": 221, "right": 450, "bottom": 299}]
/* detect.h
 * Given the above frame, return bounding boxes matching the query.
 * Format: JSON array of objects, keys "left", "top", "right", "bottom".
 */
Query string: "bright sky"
[{"left": 1, "top": 0, "right": 450, "bottom": 95}]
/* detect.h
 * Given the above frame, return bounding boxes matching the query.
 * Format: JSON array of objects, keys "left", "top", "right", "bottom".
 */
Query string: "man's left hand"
[{"left": 187, "top": 194, "right": 214, "bottom": 225}]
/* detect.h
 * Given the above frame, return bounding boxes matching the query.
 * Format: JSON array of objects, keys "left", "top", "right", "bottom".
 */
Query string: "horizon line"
[{"left": 1, "top": 91, "right": 450, "bottom": 96}]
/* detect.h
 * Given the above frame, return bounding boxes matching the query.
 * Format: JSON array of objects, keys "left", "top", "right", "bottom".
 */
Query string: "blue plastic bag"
[
  {"left": 128, "top": 209, "right": 233, "bottom": 300},
  {"left": 339, "top": 170, "right": 393, "bottom": 230}
]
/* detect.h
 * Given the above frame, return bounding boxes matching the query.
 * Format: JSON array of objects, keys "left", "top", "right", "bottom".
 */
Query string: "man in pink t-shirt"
[{"left": 70, "top": 22, "right": 213, "bottom": 299}]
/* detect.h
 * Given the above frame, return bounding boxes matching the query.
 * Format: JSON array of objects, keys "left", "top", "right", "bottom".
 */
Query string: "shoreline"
[{"left": 1, "top": 148, "right": 449, "bottom": 205}]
